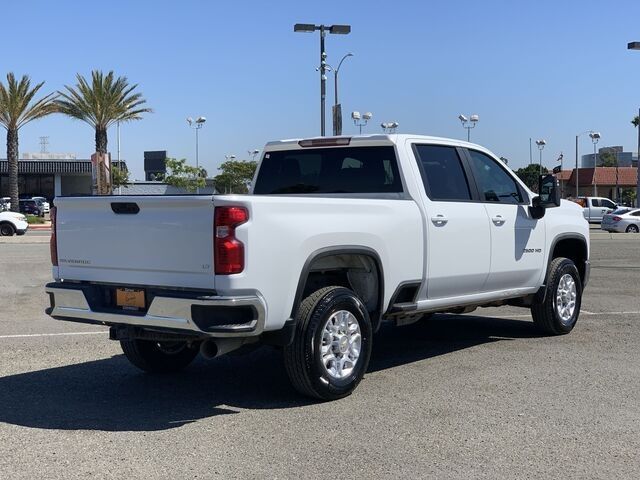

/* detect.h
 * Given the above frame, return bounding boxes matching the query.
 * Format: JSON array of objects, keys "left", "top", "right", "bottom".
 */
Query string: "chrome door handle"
[
  {"left": 431, "top": 214, "right": 448, "bottom": 226},
  {"left": 492, "top": 215, "right": 506, "bottom": 226}
]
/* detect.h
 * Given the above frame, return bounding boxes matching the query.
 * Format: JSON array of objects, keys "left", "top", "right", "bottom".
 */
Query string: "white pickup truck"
[{"left": 46, "top": 135, "right": 590, "bottom": 400}]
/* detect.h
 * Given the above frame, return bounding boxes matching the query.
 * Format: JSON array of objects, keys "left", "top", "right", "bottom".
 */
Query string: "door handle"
[
  {"left": 431, "top": 214, "right": 448, "bottom": 226},
  {"left": 492, "top": 215, "right": 506, "bottom": 226}
]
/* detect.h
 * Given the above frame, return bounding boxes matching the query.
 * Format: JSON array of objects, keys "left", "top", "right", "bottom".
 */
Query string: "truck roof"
[{"left": 264, "top": 134, "right": 485, "bottom": 151}]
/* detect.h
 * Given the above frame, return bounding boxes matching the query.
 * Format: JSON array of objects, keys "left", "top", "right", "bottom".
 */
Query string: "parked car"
[
  {"left": 601, "top": 208, "right": 640, "bottom": 233},
  {"left": 46, "top": 134, "right": 590, "bottom": 400},
  {"left": 19, "top": 199, "right": 44, "bottom": 217},
  {"left": 0, "top": 197, "right": 10, "bottom": 212},
  {"left": 572, "top": 197, "right": 617, "bottom": 223},
  {"left": 32, "top": 196, "right": 50, "bottom": 214},
  {"left": 0, "top": 211, "right": 28, "bottom": 236}
]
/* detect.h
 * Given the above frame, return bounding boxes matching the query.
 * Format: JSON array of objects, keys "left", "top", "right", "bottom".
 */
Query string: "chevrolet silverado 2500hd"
[{"left": 46, "top": 135, "right": 589, "bottom": 400}]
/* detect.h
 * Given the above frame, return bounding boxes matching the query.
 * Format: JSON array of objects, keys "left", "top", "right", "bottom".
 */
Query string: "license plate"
[{"left": 116, "top": 288, "right": 145, "bottom": 309}]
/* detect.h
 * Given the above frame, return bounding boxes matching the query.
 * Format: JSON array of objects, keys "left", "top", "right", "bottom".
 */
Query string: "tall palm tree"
[
  {"left": 632, "top": 115, "right": 639, "bottom": 128},
  {"left": 0, "top": 73, "right": 57, "bottom": 212},
  {"left": 55, "top": 70, "right": 152, "bottom": 155}
]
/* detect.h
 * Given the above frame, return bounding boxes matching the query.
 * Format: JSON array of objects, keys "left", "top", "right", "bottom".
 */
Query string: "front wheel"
[
  {"left": 0, "top": 223, "right": 15, "bottom": 236},
  {"left": 284, "top": 286, "right": 372, "bottom": 400},
  {"left": 531, "top": 257, "right": 582, "bottom": 335},
  {"left": 120, "top": 339, "right": 199, "bottom": 373}
]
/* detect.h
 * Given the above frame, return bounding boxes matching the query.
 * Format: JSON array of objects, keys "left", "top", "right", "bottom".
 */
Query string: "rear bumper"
[{"left": 45, "top": 282, "right": 266, "bottom": 338}]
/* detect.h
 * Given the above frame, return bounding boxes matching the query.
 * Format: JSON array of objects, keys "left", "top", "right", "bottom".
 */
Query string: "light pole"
[
  {"left": 332, "top": 52, "right": 353, "bottom": 136},
  {"left": 224, "top": 155, "right": 236, "bottom": 193},
  {"left": 458, "top": 114, "right": 479, "bottom": 142},
  {"left": 294, "top": 23, "right": 351, "bottom": 137},
  {"left": 575, "top": 130, "right": 597, "bottom": 198},
  {"left": 535, "top": 139, "right": 546, "bottom": 175},
  {"left": 187, "top": 116, "right": 206, "bottom": 194},
  {"left": 381, "top": 122, "right": 399, "bottom": 133},
  {"left": 352, "top": 111, "right": 372, "bottom": 134},
  {"left": 248, "top": 149, "right": 260, "bottom": 162},
  {"left": 590, "top": 132, "right": 601, "bottom": 196},
  {"left": 628, "top": 42, "right": 640, "bottom": 206}
]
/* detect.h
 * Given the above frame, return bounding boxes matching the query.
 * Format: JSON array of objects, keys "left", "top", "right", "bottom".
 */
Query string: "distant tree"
[
  {"left": 56, "top": 71, "right": 151, "bottom": 194},
  {"left": 598, "top": 151, "right": 617, "bottom": 167},
  {"left": 111, "top": 165, "right": 130, "bottom": 189},
  {"left": 0, "top": 73, "right": 57, "bottom": 212},
  {"left": 514, "top": 164, "right": 548, "bottom": 192},
  {"left": 213, "top": 159, "right": 258, "bottom": 194},
  {"left": 164, "top": 158, "right": 205, "bottom": 192},
  {"left": 632, "top": 115, "right": 639, "bottom": 128},
  {"left": 621, "top": 188, "right": 637, "bottom": 206}
]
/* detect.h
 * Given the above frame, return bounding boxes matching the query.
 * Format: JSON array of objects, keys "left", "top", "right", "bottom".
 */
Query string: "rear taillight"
[
  {"left": 50, "top": 206, "right": 58, "bottom": 266},
  {"left": 214, "top": 206, "right": 248, "bottom": 274},
  {"left": 613, "top": 216, "right": 622, "bottom": 222}
]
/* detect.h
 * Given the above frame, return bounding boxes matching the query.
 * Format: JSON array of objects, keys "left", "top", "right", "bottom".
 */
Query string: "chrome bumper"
[{"left": 45, "top": 283, "right": 266, "bottom": 338}]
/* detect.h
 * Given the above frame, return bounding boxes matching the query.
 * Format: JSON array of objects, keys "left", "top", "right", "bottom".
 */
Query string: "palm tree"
[
  {"left": 56, "top": 70, "right": 151, "bottom": 154},
  {"left": 632, "top": 115, "right": 639, "bottom": 128},
  {"left": 0, "top": 73, "right": 57, "bottom": 212}
]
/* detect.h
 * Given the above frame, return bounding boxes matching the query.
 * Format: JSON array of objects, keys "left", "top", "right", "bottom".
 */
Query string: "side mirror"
[
  {"left": 529, "top": 174, "right": 561, "bottom": 219},
  {"left": 537, "top": 174, "right": 561, "bottom": 208}
]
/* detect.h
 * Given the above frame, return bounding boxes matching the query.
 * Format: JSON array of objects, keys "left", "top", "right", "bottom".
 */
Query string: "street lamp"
[
  {"left": 535, "top": 139, "right": 546, "bottom": 175},
  {"left": 381, "top": 122, "right": 399, "bottom": 133},
  {"left": 332, "top": 52, "right": 353, "bottom": 136},
  {"left": 458, "top": 114, "right": 479, "bottom": 142},
  {"left": 589, "top": 132, "right": 601, "bottom": 196},
  {"left": 575, "top": 130, "right": 597, "bottom": 198},
  {"left": 628, "top": 41, "right": 640, "bottom": 206},
  {"left": 187, "top": 116, "right": 206, "bottom": 194},
  {"left": 248, "top": 149, "right": 260, "bottom": 161},
  {"left": 294, "top": 23, "right": 351, "bottom": 137},
  {"left": 352, "top": 111, "right": 372, "bottom": 134}
]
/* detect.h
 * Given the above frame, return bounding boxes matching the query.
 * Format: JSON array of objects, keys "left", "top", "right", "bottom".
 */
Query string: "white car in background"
[
  {"left": 601, "top": 208, "right": 640, "bottom": 233},
  {"left": 0, "top": 211, "right": 28, "bottom": 236}
]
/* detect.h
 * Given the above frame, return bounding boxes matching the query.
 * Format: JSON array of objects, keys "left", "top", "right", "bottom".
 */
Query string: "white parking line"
[
  {"left": 0, "top": 331, "right": 106, "bottom": 339},
  {"left": 480, "top": 311, "right": 640, "bottom": 319}
]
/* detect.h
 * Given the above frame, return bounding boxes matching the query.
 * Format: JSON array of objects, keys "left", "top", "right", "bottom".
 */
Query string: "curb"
[{"left": 28, "top": 224, "right": 51, "bottom": 231}]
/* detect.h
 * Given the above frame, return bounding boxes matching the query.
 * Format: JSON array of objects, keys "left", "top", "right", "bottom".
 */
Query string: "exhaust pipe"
[{"left": 200, "top": 338, "right": 251, "bottom": 359}]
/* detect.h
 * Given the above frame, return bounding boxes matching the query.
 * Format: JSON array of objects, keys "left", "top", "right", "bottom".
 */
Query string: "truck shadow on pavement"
[{"left": 0, "top": 314, "right": 542, "bottom": 432}]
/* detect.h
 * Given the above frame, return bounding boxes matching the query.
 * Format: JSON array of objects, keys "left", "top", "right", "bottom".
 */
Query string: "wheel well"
[
  {"left": 294, "top": 252, "right": 383, "bottom": 331},
  {"left": 551, "top": 237, "right": 587, "bottom": 284}
]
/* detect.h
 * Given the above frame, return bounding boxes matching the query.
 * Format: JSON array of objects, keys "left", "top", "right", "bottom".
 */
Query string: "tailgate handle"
[{"left": 111, "top": 202, "right": 140, "bottom": 214}]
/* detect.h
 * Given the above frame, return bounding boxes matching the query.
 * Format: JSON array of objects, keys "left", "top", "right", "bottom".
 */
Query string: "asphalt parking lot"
[{"left": 1, "top": 234, "right": 639, "bottom": 479}]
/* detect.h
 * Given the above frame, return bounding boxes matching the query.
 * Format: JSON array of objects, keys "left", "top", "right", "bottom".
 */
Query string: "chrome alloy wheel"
[
  {"left": 555, "top": 273, "right": 577, "bottom": 325},
  {"left": 320, "top": 310, "right": 362, "bottom": 379}
]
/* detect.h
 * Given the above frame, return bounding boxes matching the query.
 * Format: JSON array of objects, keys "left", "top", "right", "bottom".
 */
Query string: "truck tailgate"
[{"left": 54, "top": 196, "right": 215, "bottom": 290}]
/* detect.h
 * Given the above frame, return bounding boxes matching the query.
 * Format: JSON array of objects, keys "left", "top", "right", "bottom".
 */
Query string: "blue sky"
[{"left": 2, "top": 0, "right": 640, "bottom": 179}]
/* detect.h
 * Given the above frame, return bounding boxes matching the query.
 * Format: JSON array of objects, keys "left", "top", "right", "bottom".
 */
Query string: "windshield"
[
  {"left": 611, "top": 208, "right": 631, "bottom": 215},
  {"left": 253, "top": 146, "right": 402, "bottom": 194}
]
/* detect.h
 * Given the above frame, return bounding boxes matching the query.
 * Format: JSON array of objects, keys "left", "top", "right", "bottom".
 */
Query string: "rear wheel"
[
  {"left": 626, "top": 224, "right": 639, "bottom": 233},
  {"left": 0, "top": 223, "right": 15, "bottom": 236},
  {"left": 284, "top": 286, "right": 372, "bottom": 400},
  {"left": 120, "top": 339, "right": 199, "bottom": 373},
  {"left": 531, "top": 257, "right": 582, "bottom": 335}
]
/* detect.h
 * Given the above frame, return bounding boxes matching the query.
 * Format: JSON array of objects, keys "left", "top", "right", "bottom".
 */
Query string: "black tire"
[
  {"left": 120, "top": 339, "right": 199, "bottom": 373},
  {"left": 284, "top": 286, "right": 372, "bottom": 400},
  {"left": 531, "top": 257, "right": 582, "bottom": 335},
  {"left": 0, "top": 223, "right": 15, "bottom": 236},
  {"left": 626, "top": 224, "right": 639, "bottom": 233}
]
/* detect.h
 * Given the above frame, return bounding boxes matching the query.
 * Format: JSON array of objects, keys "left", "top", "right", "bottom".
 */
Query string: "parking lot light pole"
[
  {"left": 590, "top": 132, "right": 601, "bottom": 196},
  {"left": 458, "top": 114, "right": 479, "bottom": 142},
  {"left": 535, "top": 139, "right": 546, "bottom": 175},
  {"left": 333, "top": 53, "right": 353, "bottom": 135},
  {"left": 187, "top": 116, "right": 207, "bottom": 194},
  {"left": 575, "top": 130, "right": 596, "bottom": 198},
  {"left": 628, "top": 42, "right": 640, "bottom": 206},
  {"left": 294, "top": 23, "right": 351, "bottom": 137}
]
